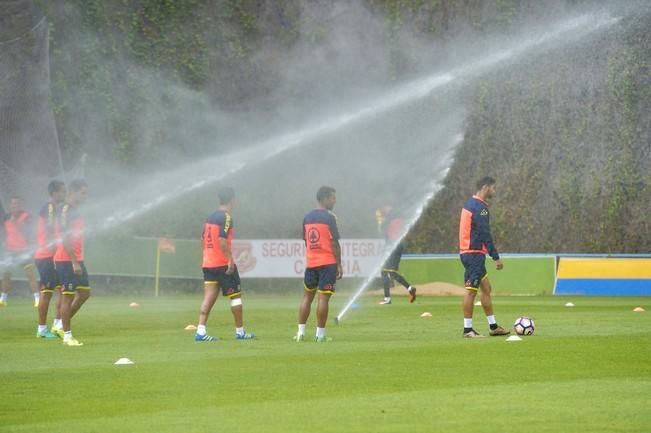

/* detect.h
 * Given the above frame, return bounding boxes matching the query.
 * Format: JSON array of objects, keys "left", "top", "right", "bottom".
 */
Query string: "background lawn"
[{"left": 1, "top": 293, "right": 649, "bottom": 433}]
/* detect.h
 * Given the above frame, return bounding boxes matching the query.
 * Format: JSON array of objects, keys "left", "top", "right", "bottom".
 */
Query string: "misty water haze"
[
  {"left": 80, "top": 8, "right": 619, "bottom": 243},
  {"left": 0, "top": 1, "right": 634, "bottom": 264}
]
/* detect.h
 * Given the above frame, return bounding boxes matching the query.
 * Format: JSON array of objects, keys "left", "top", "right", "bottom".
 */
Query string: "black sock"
[
  {"left": 489, "top": 323, "right": 498, "bottom": 330},
  {"left": 382, "top": 272, "right": 391, "bottom": 298}
]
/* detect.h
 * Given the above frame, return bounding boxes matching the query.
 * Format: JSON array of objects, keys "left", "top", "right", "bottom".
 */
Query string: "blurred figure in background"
[
  {"left": 55, "top": 179, "right": 90, "bottom": 346},
  {"left": 34, "top": 180, "right": 66, "bottom": 338},
  {"left": 1, "top": 196, "right": 39, "bottom": 307},
  {"left": 376, "top": 206, "right": 416, "bottom": 305}
]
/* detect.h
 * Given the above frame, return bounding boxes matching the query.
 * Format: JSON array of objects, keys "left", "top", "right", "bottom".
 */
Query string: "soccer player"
[
  {"left": 295, "top": 186, "right": 342, "bottom": 342},
  {"left": 0, "top": 196, "right": 40, "bottom": 307},
  {"left": 195, "top": 187, "right": 254, "bottom": 342},
  {"left": 35, "top": 180, "right": 66, "bottom": 338},
  {"left": 376, "top": 206, "right": 416, "bottom": 305},
  {"left": 54, "top": 179, "right": 90, "bottom": 346},
  {"left": 0, "top": 198, "right": 7, "bottom": 306},
  {"left": 459, "top": 176, "right": 509, "bottom": 338}
]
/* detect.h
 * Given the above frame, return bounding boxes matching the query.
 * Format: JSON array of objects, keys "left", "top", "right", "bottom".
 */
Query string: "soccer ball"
[{"left": 513, "top": 316, "right": 535, "bottom": 336}]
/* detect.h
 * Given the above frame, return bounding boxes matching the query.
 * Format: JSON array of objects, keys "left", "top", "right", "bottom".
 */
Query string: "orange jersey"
[
  {"left": 303, "top": 208, "right": 340, "bottom": 268},
  {"left": 202, "top": 210, "right": 233, "bottom": 268},
  {"left": 34, "top": 202, "right": 58, "bottom": 259},
  {"left": 385, "top": 216, "right": 404, "bottom": 242},
  {"left": 459, "top": 195, "right": 499, "bottom": 260},
  {"left": 54, "top": 203, "right": 85, "bottom": 262},
  {"left": 4, "top": 211, "right": 30, "bottom": 252}
]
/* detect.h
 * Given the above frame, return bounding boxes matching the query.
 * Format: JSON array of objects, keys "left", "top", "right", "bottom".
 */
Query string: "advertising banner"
[{"left": 232, "top": 239, "right": 386, "bottom": 278}]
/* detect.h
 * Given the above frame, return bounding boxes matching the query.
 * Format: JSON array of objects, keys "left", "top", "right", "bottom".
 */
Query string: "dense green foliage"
[
  {"left": 2, "top": 295, "right": 650, "bottom": 432},
  {"left": 411, "top": 7, "right": 651, "bottom": 253},
  {"left": 3, "top": 1, "right": 648, "bottom": 251}
]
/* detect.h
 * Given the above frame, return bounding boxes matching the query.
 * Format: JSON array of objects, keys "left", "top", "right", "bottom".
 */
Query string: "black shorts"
[
  {"left": 304, "top": 264, "right": 337, "bottom": 294},
  {"left": 382, "top": 243, "right": 404, "bottom": 272},
  {"left": 460, "top": 253, "right": 487, "bottom": 291},
  {"left": 35, "top": 257, "right": 60, "bottom": 292},
  {"left": 203, "top": 266, "right": 241, "bottom": 298},
  {"left": 56, "top": 261, "right": 90, "bottom": 295}
]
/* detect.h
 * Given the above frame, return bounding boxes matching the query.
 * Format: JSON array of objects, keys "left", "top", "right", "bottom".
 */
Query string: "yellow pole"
[{"left": 154, "top": 244, "right": 161, "bottom": 297}]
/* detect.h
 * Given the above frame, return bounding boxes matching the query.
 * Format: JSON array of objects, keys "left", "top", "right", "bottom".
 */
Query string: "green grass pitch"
[{"left": 1, "top": 293, "right": 650, "bottom": 433}]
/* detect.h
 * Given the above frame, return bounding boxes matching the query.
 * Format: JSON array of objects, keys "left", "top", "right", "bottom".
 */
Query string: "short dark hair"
[
  {"left": 476, "top": 176, "right": 496, "bottom": 191},
  {"left": 69, "top": 179, "right": 88, "bottom": 192},
  {"left": 316, "top": 186, "right": 336, "bottom": 203},
  {"left": 218, "top": 187, "right": 235, "bottom": 205},
  {"left": 48, "top": 180, "right": 65, "bottom": 196}
]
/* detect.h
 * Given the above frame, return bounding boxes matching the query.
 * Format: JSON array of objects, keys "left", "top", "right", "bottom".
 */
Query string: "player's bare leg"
[
  {"left": 60, "top": 293, "right": 82, "bottom": 345},
  {"left": 55, "top": 290, "right": 62, "bottom": 321},
  {"left": 70, "top": 289, "right": 91, "bottom": 318},
  {"left": 1, "top": 271, "right": 12, "bottom": 305},
  {"left": 38, "top": 290, "right": 53, "bottom": 326},
  {"left": 60, "top": 293, "right": 73, "bottom": 332},
  {"left": 49, "top": 289, "right": 63, "bottom": 335},
  {"left": 480, "top": 277, "right": 509, "bottom": 336},
  {"left": 295, "top": 289, "right": 316, "bottom": 341},
  {"left": 463, "top": 288, "right": 477, "bottom": 321},
  {"left": 479, "top": 277, "right": 494, "bottom": 316},
  {"left": 44, "top": 289, "right": 64, "bottom": 337},
  {"left": 36, "top": 288, "right": 58, "bottom": 338},
  {"left": 230, "top": 294, "right": 254, "bottom": 339},
  {"left": 462, "top": 289, "right": 483, "bottom": 338},
  {"left": 199, "top": 283, "right": 219, "bottom": 326},
  {"left": 298, "top": 289, "right": 316, "bottom": 325},
  {"left": 24, "top": 264, "right": 40, "bottom": 306},
  {"left": 195, "top": 283, "right": 219, "bottom": 341},
  {"left": 315, "top": 292, "right": 332, "bottom": 341},
  {"left": 316, "top": 292, "right": 331, "bottom": 328},
  {"left": 230, "top": 294, "right": 243, "bottom": 328}
]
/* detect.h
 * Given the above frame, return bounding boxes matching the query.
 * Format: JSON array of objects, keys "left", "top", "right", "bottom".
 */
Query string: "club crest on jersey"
[{"left": 308, "top": 227, "right": 321, "bottom": 244}]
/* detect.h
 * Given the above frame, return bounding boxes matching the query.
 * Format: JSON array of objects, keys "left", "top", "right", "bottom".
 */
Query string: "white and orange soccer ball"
[{"left": 513, "top": 316, "right": 535, "bottom": 336}]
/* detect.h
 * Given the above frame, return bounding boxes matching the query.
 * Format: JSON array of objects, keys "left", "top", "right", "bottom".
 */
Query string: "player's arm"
[
  {"left": 220, "top": 237, "right": 234, "bottom": 274},
  {"left": 46, "top": 218, "right": 56, "bottom": 255},
  {"left": 330, "top": 213, "right": 343, "bottom": 279},
  {"left": 24, "top": 214, "right": 37, "bottom": 250},
  {"left": 62, "top": 232, "right": 81, "bottom": 274},
  {"left": 220, "top": 213, "right": 235, "bottom": 274},
  {"left": 60, "top": 207, "right": 81, "bottom": 274},
  {"left": 332, "top": 240, "right": 342, "bottom": 279},
  {"left": 0, "top": 203, "right": 7, "bottom": 244},
  {"left": 477, "top": 208, "right": 503, "bottom": 270}
]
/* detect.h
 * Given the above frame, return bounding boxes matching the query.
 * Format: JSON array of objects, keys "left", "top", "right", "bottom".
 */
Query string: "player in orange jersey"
[
  {"left": 54, "top": 180, "right": 90, "bottom": 346},
  {"left": 459, "top": 177, "right": 509, "bottom": 338},
  {"left": 195, "top": 187, "right": 254, "bottom": 342},
  {"left": 294, "top": 186, "right": 342, "bottom": 342},
  {"left": 0, "top": 196, "right": 39, "bottom": 307},
  {"left": 34, "top": 180, "right": 66, "bottom": 338}
]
